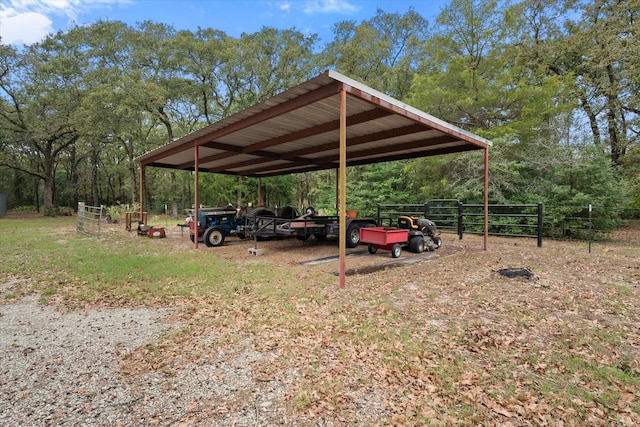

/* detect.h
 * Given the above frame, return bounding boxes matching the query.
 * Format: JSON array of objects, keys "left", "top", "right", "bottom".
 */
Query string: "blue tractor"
[
  {"left": 188, "top": 206, "right": 241, "bottom": 247},
  {"left": 187, "top": 205, "right": 277, "bottom": 247}
]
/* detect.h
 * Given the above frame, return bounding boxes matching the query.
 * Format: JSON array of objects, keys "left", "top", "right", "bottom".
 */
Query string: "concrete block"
[{"left": 248, "top": 248, "right": 264, "bottom": 255}]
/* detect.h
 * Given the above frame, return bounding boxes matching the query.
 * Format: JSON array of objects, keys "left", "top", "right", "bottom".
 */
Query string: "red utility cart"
[{"left": 359, "top": 227, "right": 409, "bottom": 258}]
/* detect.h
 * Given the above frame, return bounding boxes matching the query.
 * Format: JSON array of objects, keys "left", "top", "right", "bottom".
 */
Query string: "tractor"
[
  {"left": 397, "top": 215, "right": 442, "bottom": 252},
  {"left": 188, "top": 205, "right": 278, "bottom": 246},
  {"left": 188, "top": 205, "right": 241, "bottom": 247}
]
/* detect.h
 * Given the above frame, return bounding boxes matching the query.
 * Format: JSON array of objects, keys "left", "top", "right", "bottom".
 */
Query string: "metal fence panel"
[{"left": 77, "top": 202, "right": 103, "bottom": 238}]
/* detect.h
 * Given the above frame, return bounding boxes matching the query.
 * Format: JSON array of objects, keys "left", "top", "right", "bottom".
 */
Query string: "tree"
[
  {"left": 0, "top": 37, "right": 82, "bottom": 215},
  {"left": 322, "top": 8, "right": 429, "bottom": 99},
  {"left": 507, "top": 0, "right": 640, "bottom": 166}
]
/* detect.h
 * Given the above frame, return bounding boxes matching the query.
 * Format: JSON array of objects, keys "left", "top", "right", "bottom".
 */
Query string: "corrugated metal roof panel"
[{"left": 136, "top": 70, "right": 490, "bottom": 177}]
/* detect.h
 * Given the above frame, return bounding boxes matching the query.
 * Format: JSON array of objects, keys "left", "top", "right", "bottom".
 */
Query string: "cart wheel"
[
  {"left": 409, "top": 236, "right": 425, "bottom": 253},
  {"left": 368, "top": 244, "right": 378, "bottom": 254},
  {"left": 346, "top": 223, "right": 361, "bottom": 248},
  {"left": 204, "top": 228, "right": 225, "bottom": 247},
  {"left": 391, "top": 243, "right": 402, "bottom": 258}
]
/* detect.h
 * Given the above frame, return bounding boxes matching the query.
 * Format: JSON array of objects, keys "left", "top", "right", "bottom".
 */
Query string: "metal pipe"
[
  {"left": 194, "top": 145, "right": 199, "bottom": 249},
  {"left": 339, "top": 87, "right": 347, "bottom": 289},
  {"left": 484, "top": 147, "right": 489, "bottom": 250}
]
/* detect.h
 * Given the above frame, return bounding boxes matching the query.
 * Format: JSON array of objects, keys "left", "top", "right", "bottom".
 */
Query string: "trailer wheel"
[
  {"left": 346, "top": 223, "right": 360, "bottom": 248},
  {"left": 432, "top": 236, "right": 442, "bottom": 248},
  {"left": 391, "top": 243, "right": 402, "bottom": 258},
  {"left": 368, "top": 244, "right": 377, "bottom": 254},
  {"left": 204, "top": 228, "right": 225, "bottom": 247},
  {"left": 409, "top": 236, "right": 425, "bottom": 253}
]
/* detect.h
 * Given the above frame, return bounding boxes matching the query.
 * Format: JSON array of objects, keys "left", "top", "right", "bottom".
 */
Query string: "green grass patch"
[{"left": 0, "top": 216, "right": 304, "bottom": 304}]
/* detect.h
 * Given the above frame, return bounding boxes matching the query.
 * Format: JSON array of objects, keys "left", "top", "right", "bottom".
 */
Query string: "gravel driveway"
[{"left": 0, "top": 291, "right": 289, "bottom": 426}]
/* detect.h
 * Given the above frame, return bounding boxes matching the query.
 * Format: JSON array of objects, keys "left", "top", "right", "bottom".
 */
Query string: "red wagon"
[{"left": 359, "top": 227, "right": 409, "bottom": 258}]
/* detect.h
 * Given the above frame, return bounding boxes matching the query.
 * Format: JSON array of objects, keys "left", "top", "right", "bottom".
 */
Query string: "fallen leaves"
[{"left": 110, "top": 226, "right": 640, "bottom": 425}]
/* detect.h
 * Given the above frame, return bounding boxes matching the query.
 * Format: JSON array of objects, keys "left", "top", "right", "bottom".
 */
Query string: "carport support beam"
[
  {"left": 194, "top": 144, "right": 199, "bottom": 249},
  {"left": 139, "top": 165, "right": 144, "bottom": 225},
  {"left": 339, "top": 87, "right": 347, "bottom": 289},
  {"left": 484, "top": 147, "right": 489, "bottom": 251}
]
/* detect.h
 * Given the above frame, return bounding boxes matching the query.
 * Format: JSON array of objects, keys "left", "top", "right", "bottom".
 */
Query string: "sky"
[{"left": 0, "top": 0, "right": 447, "bottom": 46}]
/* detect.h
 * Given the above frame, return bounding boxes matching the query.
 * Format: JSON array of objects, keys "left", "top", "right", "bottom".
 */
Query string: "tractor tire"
[
  {"left": 346, "top": 223, "right": 361, "bottom": 248},
  {"left": 409, "top": 236, "right": 425, "bottom": 253},
  {"left": 391, "top": 243, "right": 402, "bottom": 258},
  {"left": 368, "top": 244, "right": 378, "bottom": 254},
  {"left": 204, "top": 228, "right": 225, "bottom": 247},
  {"left": 430, "top": 236, "right": 442, "bottom": 250},
  {"left": 244, "top": 207, "right": 276, "bottom": 218},
  {"left": 279, "top": 206, "right": 299, "bottom": 219},
  {"left": 190, "top": 234, "right": 195, "bottom": 243}
]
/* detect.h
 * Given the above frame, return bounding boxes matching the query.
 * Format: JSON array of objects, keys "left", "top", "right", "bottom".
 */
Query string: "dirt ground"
[
  {"left": 160, "top": 223, "right": 464, "bottom": 276},
  {"left": 2, "top": 217, "right": 639, "bottom": 426}
]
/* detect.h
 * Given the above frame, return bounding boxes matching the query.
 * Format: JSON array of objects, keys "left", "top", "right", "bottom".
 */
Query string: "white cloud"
[
  {"left": 277, "top": 1, "right": 291, "bottom": 12},
  {"left": 0, "top": 0, "right": 129, "bottom": 45},
  {"left": 302, "top": 0, "right": 360, "bottom": 15},
  {"left": 0, "top": 10, "right": 53, "bottom": 44}
]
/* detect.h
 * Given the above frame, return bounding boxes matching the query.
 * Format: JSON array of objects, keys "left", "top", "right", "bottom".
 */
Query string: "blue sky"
[{"left": 0, "top": 0, "right": 448, "bottom": 46}]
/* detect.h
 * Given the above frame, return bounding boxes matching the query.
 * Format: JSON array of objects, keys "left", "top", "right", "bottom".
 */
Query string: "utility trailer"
[{"left": 240, "top": 209, "right": 379, "bottom": 248}]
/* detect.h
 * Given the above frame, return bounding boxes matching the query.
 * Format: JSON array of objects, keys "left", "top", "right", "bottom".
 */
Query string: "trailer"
[{"left": 240, "top": 209, "right": 378, "bottom": 248}]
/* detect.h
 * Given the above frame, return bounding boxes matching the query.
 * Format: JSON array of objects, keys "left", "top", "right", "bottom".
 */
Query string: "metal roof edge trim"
[
  {"left": 326, "top": 69, "right": 493, "bottom": 149},
  {"left": 135, "top": 70, "right": 492, "bottom": 164},
  {"left": 134, "top": 71, "right": 337, "bottom": 164}
]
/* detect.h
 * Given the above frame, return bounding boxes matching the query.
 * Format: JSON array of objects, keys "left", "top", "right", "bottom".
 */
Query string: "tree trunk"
[
  {"left": 170, "top": 171, "right": 178, "bottom": 219},
  {"left": 91, "top": 149, "right": 100, "bottom": 207},
  {"left": 69, "top": 145, "right": 79, "bottom": 209},
  {"left": 43, "top": 176, "right": 54, "bottom": 216},
  {"left": 43, "top": 149, "right": 55, "bottom": 216},
  {"left": 236, "top": 176, "right": 243, "bottom": 207},
  {"left": 33, "top": 176, "right": 40, "bottom": 214},
  {"left": 130, "top": 163, "right": 137, "bottom": 207}
]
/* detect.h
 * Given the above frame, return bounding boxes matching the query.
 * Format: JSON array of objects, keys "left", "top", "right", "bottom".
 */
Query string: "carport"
[{"left": 135, "top": 70, "right": 491, "bottom": 287}]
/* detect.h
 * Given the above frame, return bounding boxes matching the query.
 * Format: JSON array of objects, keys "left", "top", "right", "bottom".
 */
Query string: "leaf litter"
[{"left": 2, "top": 221, "right": 639, "bottom": 425}]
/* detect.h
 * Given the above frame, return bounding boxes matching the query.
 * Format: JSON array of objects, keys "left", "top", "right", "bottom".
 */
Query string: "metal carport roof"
[
  {"left": 135, "top": 70, "right": 491, "bottom": 175},
  {"left": 135, "top": 70, "right": 491, "bottom": 287}
]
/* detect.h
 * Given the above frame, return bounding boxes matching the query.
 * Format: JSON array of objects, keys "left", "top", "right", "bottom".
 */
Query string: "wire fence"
[{"left": 376, "top": 201, "right": 640, "bottom": 249}]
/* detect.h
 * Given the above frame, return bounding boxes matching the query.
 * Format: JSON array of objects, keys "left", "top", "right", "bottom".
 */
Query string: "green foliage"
[
  {"left": 322, "top": 8, "right": 428, "bottom": 98},
  {"left": 622, "top": 144, "right": 640, "bottom": 212},
  {"left": 403, "top": 157, "right": 453, "bottom": 201},
  {"left": 0, "top": 1, "right": 638, "bottom": 229},
  {"left": 347, "top": 163, "right": 413, "bottom": 216},
  {"left": 105, "top": 203, "right": 141, "bottom": 223}
]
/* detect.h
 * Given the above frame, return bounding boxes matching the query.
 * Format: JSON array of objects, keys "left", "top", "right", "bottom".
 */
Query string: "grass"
[
  {"left": 1, "top": 213, "right": 639, "bottom": 425},
  {"left": 0, "top": 215, "right": 305, "bottom": 304}
]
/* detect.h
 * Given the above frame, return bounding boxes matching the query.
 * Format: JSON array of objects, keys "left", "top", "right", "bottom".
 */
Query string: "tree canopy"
[{"left": 0, "top": 1, "right": 637, "bottom": 222}]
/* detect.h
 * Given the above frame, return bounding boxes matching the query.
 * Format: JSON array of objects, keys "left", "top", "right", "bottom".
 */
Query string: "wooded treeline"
[{"left": 0, "top": 0, "right": 638, "bottom": 223}]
